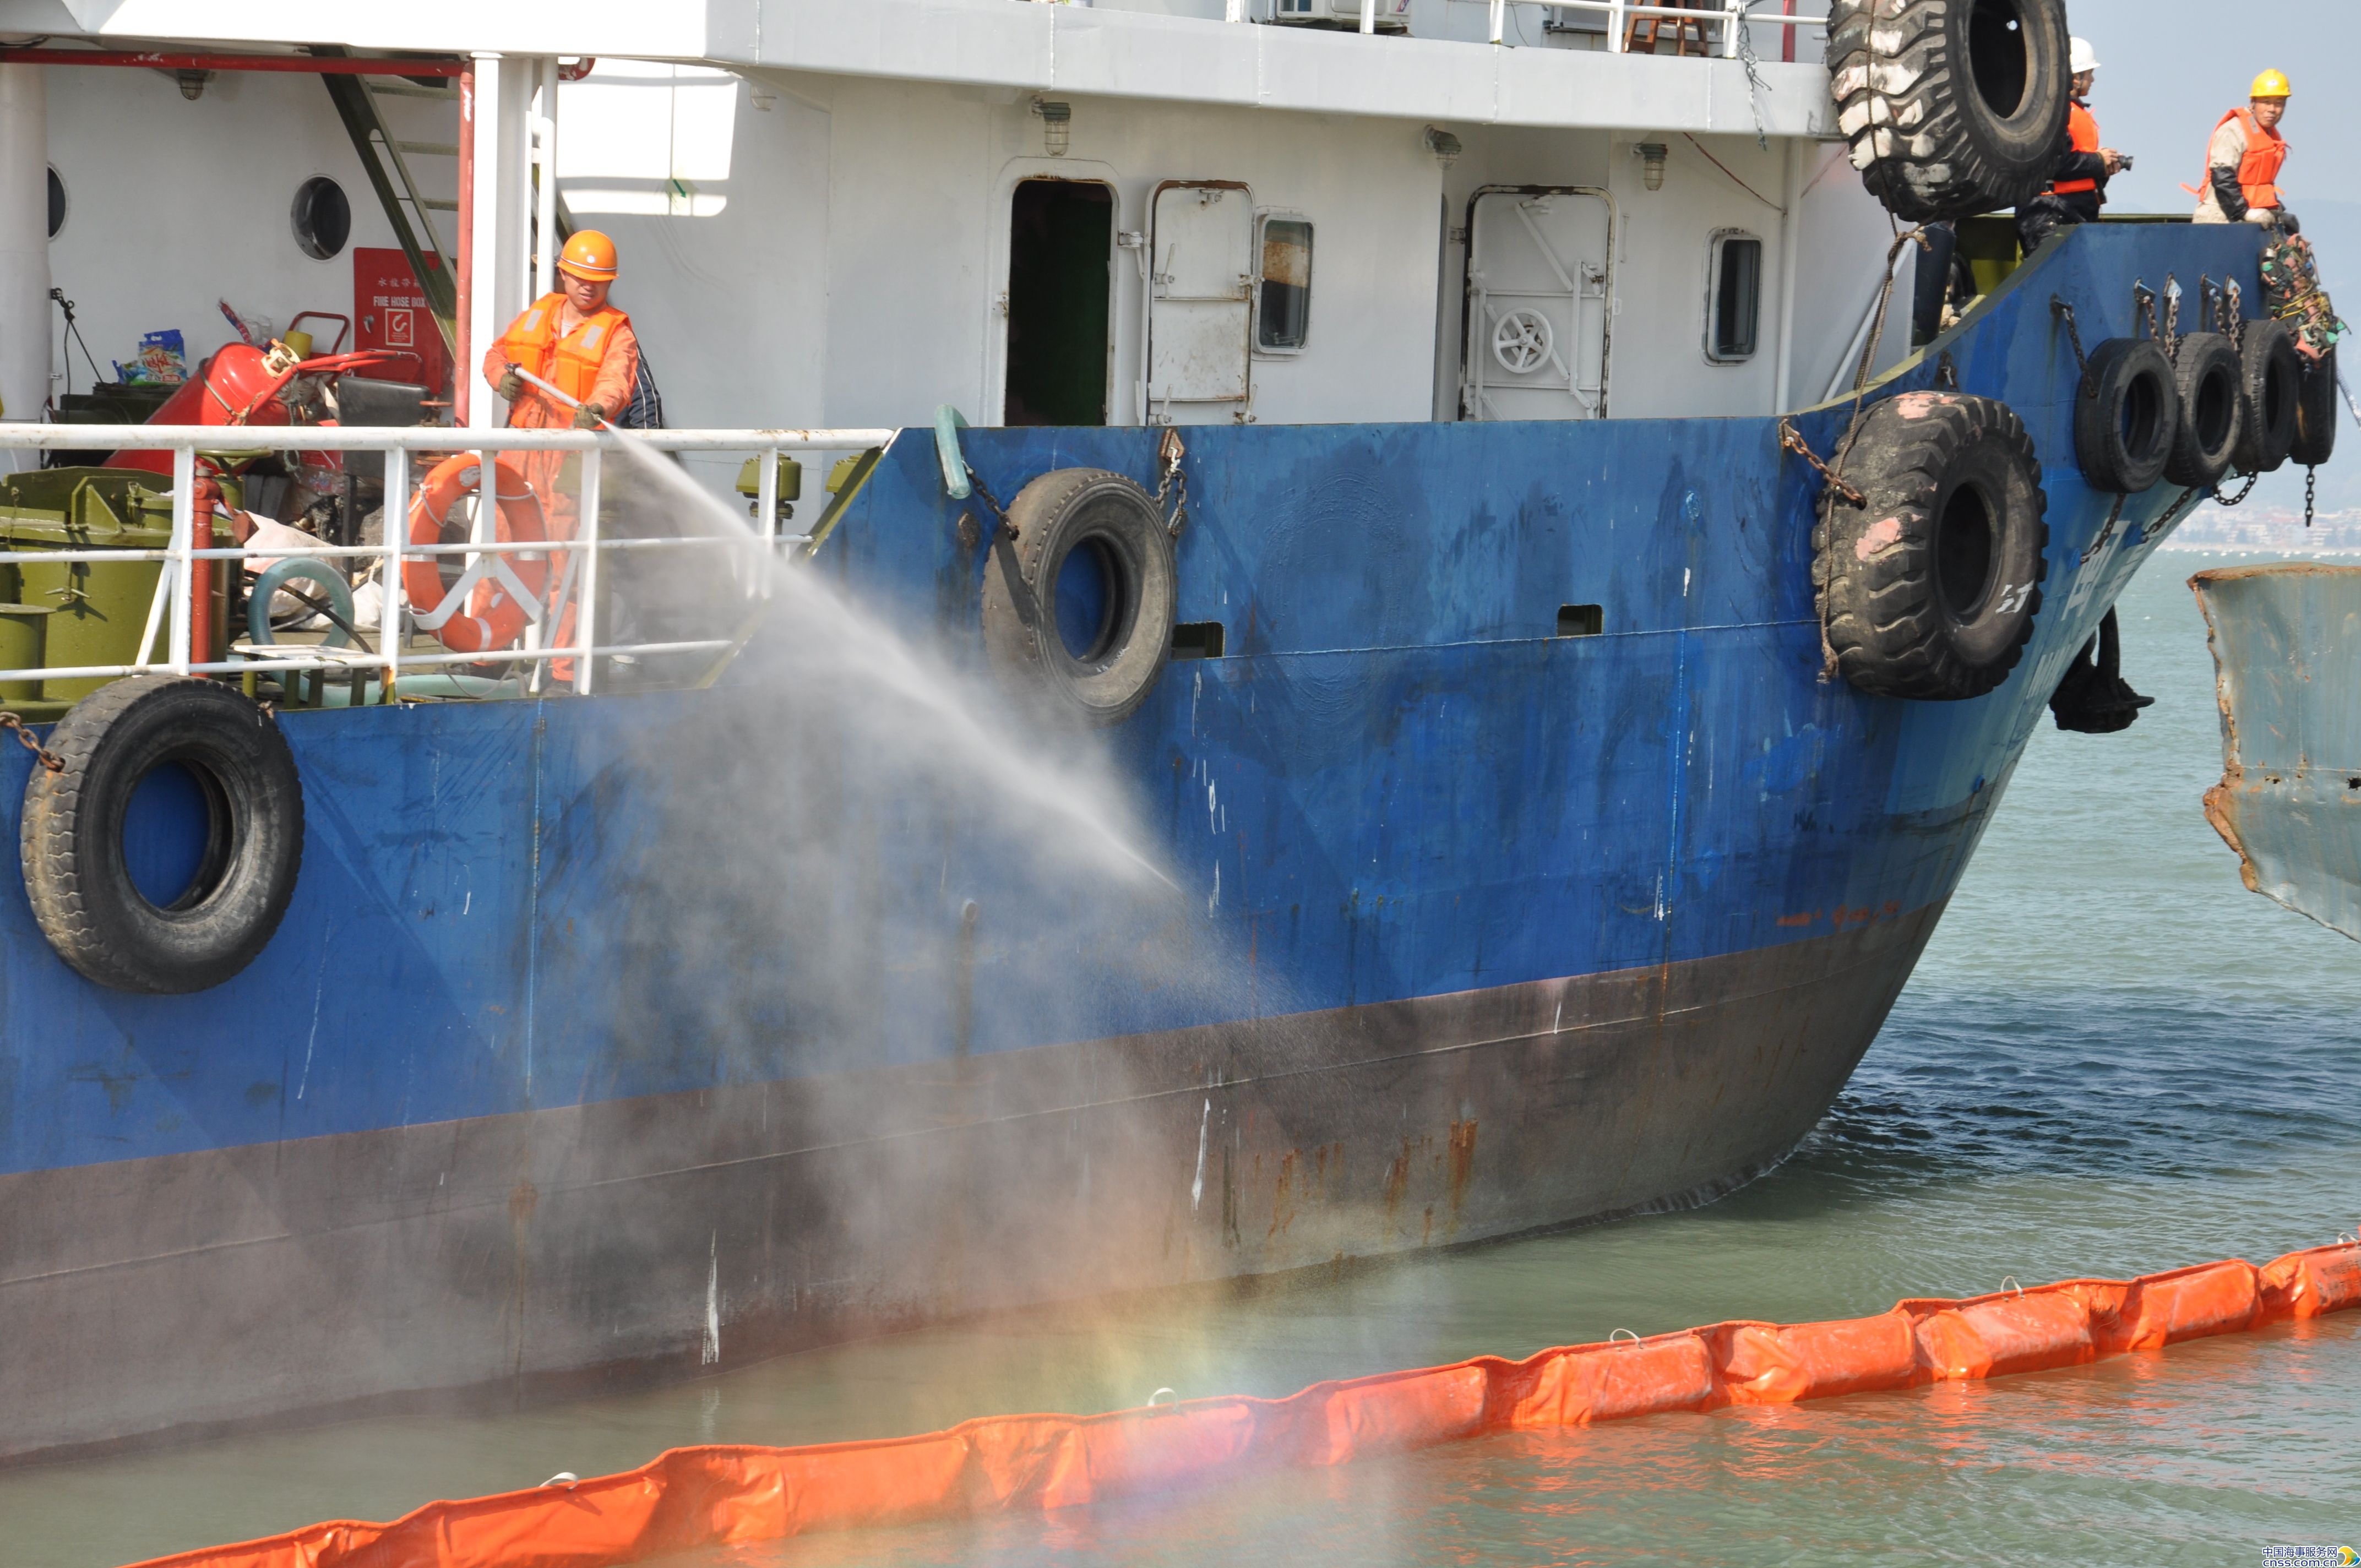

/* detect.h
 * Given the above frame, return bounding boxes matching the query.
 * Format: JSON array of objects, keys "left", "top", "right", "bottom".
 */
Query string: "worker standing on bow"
[
  {"left": 480, "top": 231, "right": 637, "bottom": 676},
  {"left": 2016, "top": 38, "right": 2125, "bottom": 254},
  {"left": 2190, "top": 70, "right": 2296, "bottom": 231}
]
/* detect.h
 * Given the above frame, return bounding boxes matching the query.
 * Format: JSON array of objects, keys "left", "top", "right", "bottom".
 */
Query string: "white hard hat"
[{"left": 2070, "top": 37, "right": 2099, "bottom": 75}]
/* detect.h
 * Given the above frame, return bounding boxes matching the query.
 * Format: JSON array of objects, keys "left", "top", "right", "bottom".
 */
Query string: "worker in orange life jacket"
[
  {"left": 478, "top": 230, "right": 639, "bottom": 676},
  {"left": 2190, "top": 70, "right": 2295, "bottom": 232},
  {"left": 2017, "top": 38, "right": 2126, "bottom": 254},
  {"left": 486, "top": 230, "right": 640, "bottom": 435}
]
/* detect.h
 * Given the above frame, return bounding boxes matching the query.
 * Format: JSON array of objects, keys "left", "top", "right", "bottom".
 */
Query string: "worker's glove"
[
  {"left": 2246, "top": 208, "right": 2280, "bottom": 227},
  {"left": 495, "top": 366, "right": 524, "bottom": 401},
  {"left": 572, "top": 401, "right": 607, "bottom": 430}
]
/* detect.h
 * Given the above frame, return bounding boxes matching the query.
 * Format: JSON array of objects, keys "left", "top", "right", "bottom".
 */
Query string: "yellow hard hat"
[
  {"left": 2251, "top": 68, "right": 2292, "bottom": 99},
  {"left": 557, "top": 230, "right": 619, "bottom": 283}
]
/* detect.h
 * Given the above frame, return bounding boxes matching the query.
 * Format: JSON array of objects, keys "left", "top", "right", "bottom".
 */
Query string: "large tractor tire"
[
  {"left": 1812, "top": 393, "right": 2049, "bottom": 701},
  {"left": 1827, "top": 0, "right": 2072, "bottom": 224}
]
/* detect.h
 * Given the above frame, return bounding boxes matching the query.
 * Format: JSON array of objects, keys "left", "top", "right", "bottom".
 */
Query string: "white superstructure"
[{"left": 2, "top": 0, "right": 1913, "bottom": 447}]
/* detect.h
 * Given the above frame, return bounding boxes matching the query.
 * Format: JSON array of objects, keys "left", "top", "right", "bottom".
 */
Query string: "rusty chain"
[
  {"left": 2134, "top": 282, "right": 2159, "bottom": 353},
  {"left": 2307, "top": 464, "right": 2318, "bottom": 527},
  {"left": 1778, "top": 419, "right": 1866, "bottom": 508},
  {"left": 1154, "top": 427, "right": 1189, "bottom": 539},
  {"left": 2162, "top": 275, "right": 2182, "bottom": 362},
  {"left": 1, "top": 712, "right": 64, "bottom": 774}
]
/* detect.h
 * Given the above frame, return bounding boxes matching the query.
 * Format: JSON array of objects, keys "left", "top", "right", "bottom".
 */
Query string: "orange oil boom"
[{"left": 135, "top": 1240, "right": 2360, "bottom": 1568}]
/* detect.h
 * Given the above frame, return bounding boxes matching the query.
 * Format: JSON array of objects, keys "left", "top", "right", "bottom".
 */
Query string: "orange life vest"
[
  {"left": 2186, "top": 107, "right": 2288, "bottom": 210},
  {"left": 2052, "top": 102, "right": 2101, "bottom": 195},
  {"left": 492, "top": 292, "right": 630, "bottom": 413}
]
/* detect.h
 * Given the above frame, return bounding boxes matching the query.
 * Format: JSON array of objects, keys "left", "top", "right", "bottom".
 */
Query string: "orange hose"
[{"left": 129, "top": 1241, "right": 2361, "bottom": 1568}]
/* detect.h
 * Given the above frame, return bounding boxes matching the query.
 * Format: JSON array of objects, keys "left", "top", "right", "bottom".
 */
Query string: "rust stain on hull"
[{"left": 2191, "top": 563, "right": 2361, "bottom": 940}]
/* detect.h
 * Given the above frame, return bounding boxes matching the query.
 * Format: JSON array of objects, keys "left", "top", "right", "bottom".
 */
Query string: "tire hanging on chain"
[
  {"left": 20, "top": 676, "right": 304, "bottom": 994},
  {"left": 2072, "top": 337, "right": 2178, "bottom": 494},
  {"left": 2229, "top": 319, "right": 2303, "bottom": 478},
  {"left": 980, "top": 469, "right": 1178, "bottom": 727},
  {"left": 2291, "top": 345, "right": 2339, "bottom": 468},
  {"left": 1812, "top": 392, "right": 2049, "bottom": 701},
  {"left": 2161, "top": 332, "right": 2244, "bottom": 489}
]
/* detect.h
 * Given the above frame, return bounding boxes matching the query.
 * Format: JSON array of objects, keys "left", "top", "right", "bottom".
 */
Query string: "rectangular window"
[
  {"left": 1709, "top": 232, "right": 1762, "bottom": 364},
  {"left": 1257, "top": 216, "right": 1313, "bottom": 353},
  {"left": 1557, "top": 604, "right": 1604, "bottom": 638},
  {"left": 1172, "top": 622, "right": 1226, "bottom": 659}
]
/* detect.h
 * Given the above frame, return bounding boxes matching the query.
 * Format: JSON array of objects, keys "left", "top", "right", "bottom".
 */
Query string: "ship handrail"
[
  {"left": 0, "top": 423, "right": 899, "bottom": 703},
  {"left": 1233, "top": 0, "right": 1829, "bottom": 55},
  {"left": 1504, "top": 1, "right": 1827, "bottom": 56}
]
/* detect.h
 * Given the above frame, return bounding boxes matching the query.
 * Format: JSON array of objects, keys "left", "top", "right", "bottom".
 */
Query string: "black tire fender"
[
  {"left": 981, "top": 469, "right": 1177, "bottom": 727},
  {"left": 2072, "top": 337, "right": 2177, "bottom": 494},
  {"left": 1812, "top": 392, "right": 2049, "bottom": 701},
  {"left": 20, "top": 676, "right": 304, "bottom": 994},
  {"left": 2290, "top": 345, "right": 2339, "bottom": 469},
  {"left": 2161, "top": 332, "right": 2243, "bottom": 489},
  {"left": 1826, "top": 0, "right": 2072, "bottom": 223},
  {"left": 2230, "top": 319, "right": 2302, "bottom": 477}
]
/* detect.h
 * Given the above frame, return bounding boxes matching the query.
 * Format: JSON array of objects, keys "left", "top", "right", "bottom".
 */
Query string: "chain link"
[
  {"left": 2050, "top": 296, "right": 2092, "bottom": 395},
  {"left": 2134, "top": 283, "right": 2159, "bottom": 353},
  {"left": 2306, "top": 464, "right": 2318, "bottom": 528},
  {"left": 1154, "top": 427, "right": 1189, "bottom": 539},
  {"left": 2211, "top": 471, "right": 2259, "bottom": 508},
  {"left": 2079, "top": 492, "right": 2129, "bottom": 564},
  {"left": 1, "top": 712, "right": 64, "bottom": 774},
  {"left": 964, "top": 466, "right": 1013, "bottom": 539},
  {"left": 2161, "top": 275, "right": 2182, "bottom": 363},
  {"left": 1778, "top": 419, "right": 1867, "bottom": 508}
]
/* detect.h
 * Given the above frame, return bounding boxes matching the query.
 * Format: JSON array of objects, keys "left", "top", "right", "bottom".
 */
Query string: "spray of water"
[
  {"left": 501, "top": 434, "right": 1347, "bottom": 1384},
  {"left": 599, "top": 437, "right": 1176, "bottom": 892}
]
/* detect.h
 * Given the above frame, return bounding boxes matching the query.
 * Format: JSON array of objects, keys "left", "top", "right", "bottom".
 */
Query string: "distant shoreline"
[{"left": 2157, "top": 510, "right": 2361, "bottom": 557}]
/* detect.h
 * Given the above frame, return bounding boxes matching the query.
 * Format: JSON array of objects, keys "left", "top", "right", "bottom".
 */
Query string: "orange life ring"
[{"left": 404, "top": 453, "right": 549, "bottom": 655}]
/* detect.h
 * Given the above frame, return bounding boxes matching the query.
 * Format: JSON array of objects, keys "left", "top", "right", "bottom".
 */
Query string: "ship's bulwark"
[{"left": 0, "top": 224, "right": 2264, "bottom": 1458}]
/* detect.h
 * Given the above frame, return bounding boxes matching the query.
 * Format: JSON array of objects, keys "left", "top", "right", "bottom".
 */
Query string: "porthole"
[
  {"left": 46, "top": 167, "right": 65, "bottom": 238},
  {"left": 290, "top": 176, "right": 352, "bottom": 262}
]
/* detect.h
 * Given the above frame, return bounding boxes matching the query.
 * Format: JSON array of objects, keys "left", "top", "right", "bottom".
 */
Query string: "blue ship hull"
[{"left": 0, "top": 224, "right": 2260, "bottom": 1458}]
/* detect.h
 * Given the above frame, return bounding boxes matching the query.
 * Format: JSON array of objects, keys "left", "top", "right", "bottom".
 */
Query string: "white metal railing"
[
  {"left": 1517, "top": 0, "right": 1826, "bottom": 54},
  {"left": 0, "top": 424, "right": 895, "bottom": 701}
]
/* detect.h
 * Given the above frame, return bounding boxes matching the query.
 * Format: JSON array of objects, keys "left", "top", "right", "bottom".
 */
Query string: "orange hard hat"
[{"left": 557, "top": 230, "right": 618, "bottom": 282}]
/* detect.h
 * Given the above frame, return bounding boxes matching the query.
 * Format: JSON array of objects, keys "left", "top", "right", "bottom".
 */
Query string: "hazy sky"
[{"left": 2065, "top": 0, "right": 2357, "bottom": 217}]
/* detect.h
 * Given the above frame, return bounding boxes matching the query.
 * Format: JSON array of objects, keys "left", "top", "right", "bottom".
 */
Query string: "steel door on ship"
[
  {"left": 1461, "top": 187, "right": 1612, "bottom": 420},
  {"left": 1148, "top": 182, "right": 1253, "bottom": 425}
]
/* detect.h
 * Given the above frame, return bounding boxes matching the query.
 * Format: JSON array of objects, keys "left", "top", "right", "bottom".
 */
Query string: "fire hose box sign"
[{"left": 352, "top": 247, "right": 449, "bottom": 394}]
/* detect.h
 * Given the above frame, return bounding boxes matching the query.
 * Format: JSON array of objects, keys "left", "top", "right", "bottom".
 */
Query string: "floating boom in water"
[{"left": 133, "top": 1242, "right": 2361, "bottom": 1568}]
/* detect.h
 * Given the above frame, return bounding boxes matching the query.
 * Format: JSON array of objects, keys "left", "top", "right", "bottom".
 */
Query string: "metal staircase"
[{"left": 318, "top": 67, "right": 459, "bottom": 356}]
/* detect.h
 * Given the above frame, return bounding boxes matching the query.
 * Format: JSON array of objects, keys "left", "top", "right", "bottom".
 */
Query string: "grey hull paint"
[
  {"left": 2192, "top": 562, "right": 2361, "bottom": 942},
  {"left": 0, "top": 907, "right": 1935, "bottom": 1462}
]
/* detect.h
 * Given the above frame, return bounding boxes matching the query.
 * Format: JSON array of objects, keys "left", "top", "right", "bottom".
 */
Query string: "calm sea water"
[{"left": 8, "top": 553, "right": 2359, "bottom": 1567}]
